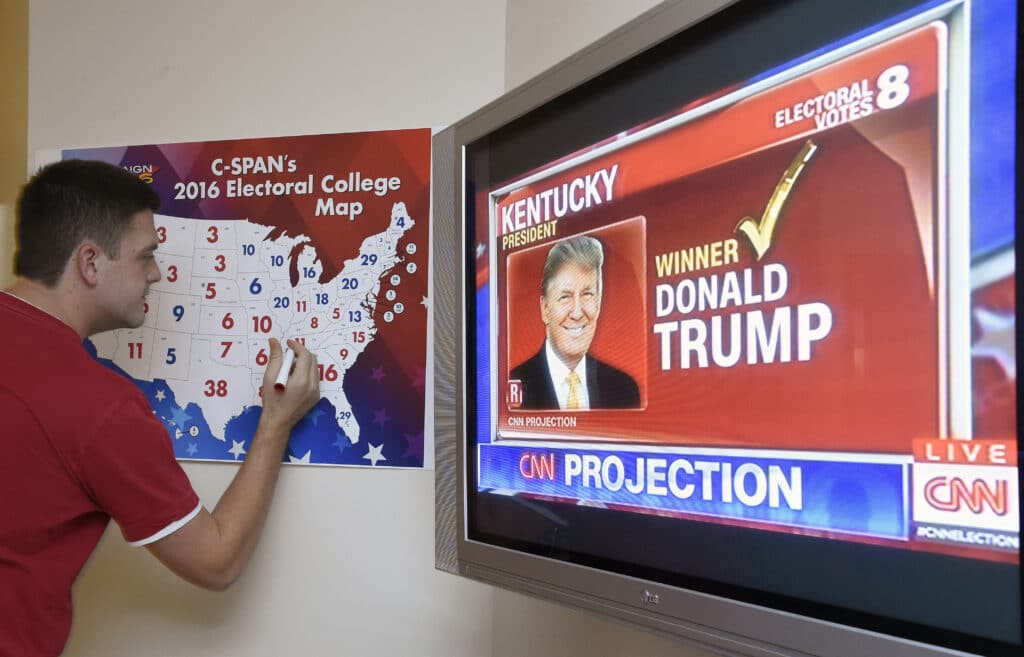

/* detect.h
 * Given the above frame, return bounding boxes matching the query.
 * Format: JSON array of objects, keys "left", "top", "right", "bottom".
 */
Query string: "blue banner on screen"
[{"left": 479, "top": 444, "right": 909, "bottom": 539}]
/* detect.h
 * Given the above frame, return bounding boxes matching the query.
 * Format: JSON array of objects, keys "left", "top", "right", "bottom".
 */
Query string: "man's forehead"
[
  {"left": 554, "top": 278, "right": 597, "bottom": 288},
  {"left": 549, "top": 266, "right": 599, "bottom": 292},
  {"left": 124, "top": 210, "right": 158, "bottom": 248},
  {"left": 553, "top": 263, "right": 597, "bottom": 279}
]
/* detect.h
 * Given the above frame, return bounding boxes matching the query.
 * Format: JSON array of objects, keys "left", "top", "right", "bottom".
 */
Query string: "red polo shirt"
[{"left": 0, "top": 292, "right": 200, "bottom": 657}]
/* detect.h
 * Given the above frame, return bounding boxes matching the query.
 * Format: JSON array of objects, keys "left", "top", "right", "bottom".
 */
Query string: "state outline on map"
[{"left": 91, "top": 201, "right": 417, "bottom": 451}]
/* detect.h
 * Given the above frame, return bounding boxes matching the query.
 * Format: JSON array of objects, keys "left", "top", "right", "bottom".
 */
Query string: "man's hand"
[
  {"left": 258, "top": 337, "right": 321, "bottom": 438},
  {"left": 146, "top": 337, "right": 321, "bottom": 590}
]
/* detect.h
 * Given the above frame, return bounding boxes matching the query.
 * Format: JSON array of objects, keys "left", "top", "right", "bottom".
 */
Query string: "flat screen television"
[{"left": 432, "top": 1, "right": 1022, "bottom": 655}]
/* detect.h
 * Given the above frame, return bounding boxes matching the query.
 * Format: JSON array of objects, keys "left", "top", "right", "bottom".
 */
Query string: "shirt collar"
[
  {"left": 544, "top": 339, "right": 587, "bottom": 382},
  {"left": 0, "top": 290, "right": 80, "bottom": 338}
]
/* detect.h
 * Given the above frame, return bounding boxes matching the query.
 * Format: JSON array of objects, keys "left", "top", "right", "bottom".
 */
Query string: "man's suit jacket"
[{"left": 509, "top": 347, "right": 640, "bottom": 410}]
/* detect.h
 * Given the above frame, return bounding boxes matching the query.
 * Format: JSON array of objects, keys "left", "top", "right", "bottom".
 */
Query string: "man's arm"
[{"left": 145, "top": 338, "right": 320, "bottom": 590}]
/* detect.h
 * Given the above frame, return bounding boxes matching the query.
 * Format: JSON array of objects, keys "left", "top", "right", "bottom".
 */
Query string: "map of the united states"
[{"left": 89, "top": 202, "right": 415, "bottom": 465}]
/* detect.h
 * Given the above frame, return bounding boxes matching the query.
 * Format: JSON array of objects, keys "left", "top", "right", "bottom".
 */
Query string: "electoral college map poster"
[{"left": 60, "top": 129, "right": 431, "bottom": 468}]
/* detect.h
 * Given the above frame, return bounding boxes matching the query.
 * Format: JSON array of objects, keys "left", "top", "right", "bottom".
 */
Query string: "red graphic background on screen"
[
  {"left": 496, "top": 111, "right": 940, "bottom": 452},
  {"left": 489, "top": 26, "right": 946, "bottom": 453}
]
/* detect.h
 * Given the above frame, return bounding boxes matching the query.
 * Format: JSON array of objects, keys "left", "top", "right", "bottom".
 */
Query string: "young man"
[
  {"left": 510, "top": 234, "right": 640, "bottom": 410},
  {"left": 0, "top": 159, "right": 321, "bottom": 657}
]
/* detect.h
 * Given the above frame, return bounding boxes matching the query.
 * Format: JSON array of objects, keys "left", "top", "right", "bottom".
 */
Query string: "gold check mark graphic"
[{"left": 736, "top": 139, "right": 818, "bottom": 260}]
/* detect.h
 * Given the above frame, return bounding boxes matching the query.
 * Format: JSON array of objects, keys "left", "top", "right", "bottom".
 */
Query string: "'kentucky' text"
[{"left": 500, "top": 165, "right": 619, "bottom": 234}]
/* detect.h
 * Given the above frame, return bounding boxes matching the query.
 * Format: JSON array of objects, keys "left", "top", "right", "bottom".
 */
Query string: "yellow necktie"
[{"left": 566, "top": 371, "right": 581, "bottom": 410}]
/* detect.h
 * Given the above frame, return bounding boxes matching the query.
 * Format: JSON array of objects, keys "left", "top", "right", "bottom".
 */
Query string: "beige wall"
[
  {"left": 0, "top": 0, "right": 28, "bottom": 287},
  {"left": 504, "top": 0, "right": 661, "bottom": 89}
]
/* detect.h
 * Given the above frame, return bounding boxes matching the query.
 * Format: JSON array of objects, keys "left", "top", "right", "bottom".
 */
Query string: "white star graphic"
[
  {"left": 289, "top": 450, "right": 311, "bottom": 464},
  {"left": 228, "top": 440, "right": 247, "bottom": 461},
  {"left": 476, "top": 242, "right": 486, "bottom": 258},
  {"left": 363, "top": 443, "right": 386, "bottom": 466},
  {"left": 421, "top": 296, "right": 430, "bottom": 308},
  {"left": 155, "top": 389, "right": 166, "bottom": 402},
  {"left": 973, "top": 308, "right": 1015, "bottom": 378}
]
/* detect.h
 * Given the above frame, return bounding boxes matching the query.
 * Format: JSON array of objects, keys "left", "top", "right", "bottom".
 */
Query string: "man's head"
[
  {"left": 16, "top": 159, "right": 160, "bottom": 286},
  {"left": 539, "top": 235, "right": 603, "bottom": 369},
  {"left": 15, "top": 159, "right": 162, "bottom": 332}
]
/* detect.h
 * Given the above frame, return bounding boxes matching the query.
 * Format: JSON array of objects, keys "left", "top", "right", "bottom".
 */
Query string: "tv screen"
[{"left": 439, "top": 1, "right": 1021, "bottom": 655}]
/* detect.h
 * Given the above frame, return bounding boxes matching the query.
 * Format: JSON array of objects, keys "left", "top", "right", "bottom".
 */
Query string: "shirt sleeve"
[{"left": 79, "top": 392, "right": 201, "bottom": 545}]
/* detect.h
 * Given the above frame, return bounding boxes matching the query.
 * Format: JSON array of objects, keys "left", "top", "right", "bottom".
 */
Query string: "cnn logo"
[
  {"left": 923, "top": 477, "right": 1008, "bottom": 515},
  {"left": 912, "top": 463, "right": 1019, "bottom": 533}
]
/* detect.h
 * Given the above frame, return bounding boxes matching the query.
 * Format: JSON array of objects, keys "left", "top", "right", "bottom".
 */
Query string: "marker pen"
[{"left": 274, "top": 347, "right": 296, "bottom": 390}]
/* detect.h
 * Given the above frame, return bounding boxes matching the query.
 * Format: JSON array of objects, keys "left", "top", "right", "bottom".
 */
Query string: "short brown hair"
[{"left": 15, "top": 159, "right": 160, "bottom": 286}]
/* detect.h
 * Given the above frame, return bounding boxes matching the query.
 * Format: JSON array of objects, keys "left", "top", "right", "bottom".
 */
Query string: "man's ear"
[{"left": 75, "top": 240, "right": 104, "bottom": 287}]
